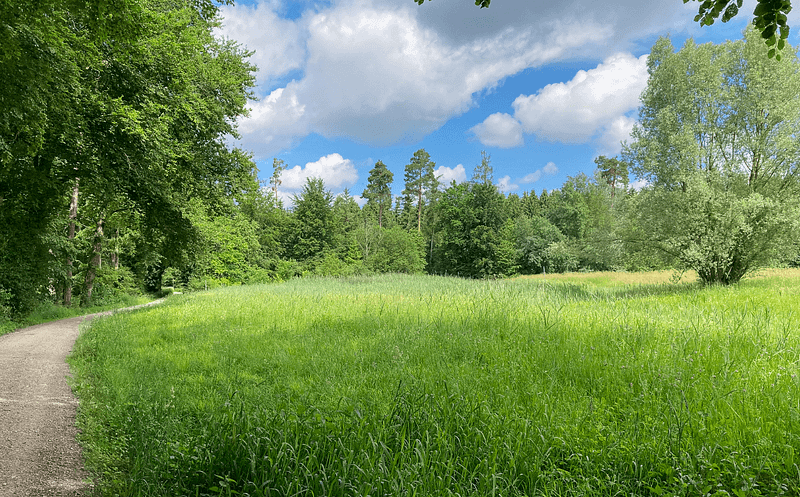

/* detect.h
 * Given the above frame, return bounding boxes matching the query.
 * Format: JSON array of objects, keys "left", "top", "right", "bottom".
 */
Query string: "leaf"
[{"left": 722, "top": 3, "right": 739, "bottom": 22}]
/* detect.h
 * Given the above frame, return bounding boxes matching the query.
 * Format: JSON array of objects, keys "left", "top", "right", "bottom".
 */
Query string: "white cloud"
[
  {"left": 435, "top": 164, "right": 467, "bottom": 186},
  {"left": 597, "top": 115, "right": 637, "bottom": 155},
  {"left": 218, "top": 3, "right": 306, "bottom": 85},
  {"left": 543, "top": 161, "right": 559, "bottom": 175},
  {"left": 630, "top": 178, "right": 649, "bottom": 191},
  {"left": 470, "top": 113, "right": 524, "bottom": 148},
  {"left": 280, "top": 153, "right": 359, "bottom": 190},
  {"left": 223, "top": 0, "right": 613, "bottom": 156},
  {"left": 520, "top": 161, "right": 557, "bottom": 185},
  {"left": 522, "top": 170, "right": 542, "bottom": 184},
  {"left": 496, "top": 175, "right": 519, "bottom": 193},
  {"left": 512, "top": 52, "right": 649, "bottom": 144},
  {"left": 238, "top": 85, "right": 308, "bottom": 155}
]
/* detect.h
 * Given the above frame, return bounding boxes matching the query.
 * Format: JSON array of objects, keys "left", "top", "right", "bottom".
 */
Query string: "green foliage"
[
  {"left": 368, "top": 226, "right": 426, "bottom": 274},
  {"left": 401, "top": 149, "right": 438, "bottom": 232},
  {"left": 544, "top": 239, "right": 581, "bottom": 273},
  {"left": 290, "top": 178, "right": 336, "bottom": 263},
  {"left": 514, "top": 215, "right": 565, "bottom": 273},
  {"left": 471, "top": 150, "right": 494, "bottom": 184},
  {"left": 625, "top": 30, "right": 800, "bottom": 284},
  {"left": 432, "top": 181, "right": 514, "bottom": 277},
  {"left": 0, "top": 0, "right": 256, "bottom": 315},
  {"left": 70, "top": 273, "right": 800, "bottom": 496},
  {"left": 687, "top": 0, "right": 792, "bottom": 58},
  {"left": 362, "top": 160, "right": 394, "bottom": 228}
]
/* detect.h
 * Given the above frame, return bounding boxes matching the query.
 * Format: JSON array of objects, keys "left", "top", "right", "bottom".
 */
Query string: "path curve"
[{"left": 0, "top": 301, "right": 162, "bottom": 496}]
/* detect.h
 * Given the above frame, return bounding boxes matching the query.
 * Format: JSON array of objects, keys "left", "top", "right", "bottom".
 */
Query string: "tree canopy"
[{"left": 624, "top": 28, "right": 800, "bottom": 284}]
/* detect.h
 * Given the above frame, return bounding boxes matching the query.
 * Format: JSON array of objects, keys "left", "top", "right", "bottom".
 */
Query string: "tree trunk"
[
  {"left": 64, "top": 180, "right": 79, "bottom": 306},
  {"left": 417, "top": 188, "right": 423, "bottom": 232},
  {"left": 110, "top": 228, "right": 120, "bottom": 270},
  {"left": 82, "top": 216, "right": 104, "bottom": 306}
]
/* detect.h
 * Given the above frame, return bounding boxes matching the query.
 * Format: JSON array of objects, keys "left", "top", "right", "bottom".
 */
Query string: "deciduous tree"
[{"left": 625, "top": 29, "right": 800, "bottom": 284}]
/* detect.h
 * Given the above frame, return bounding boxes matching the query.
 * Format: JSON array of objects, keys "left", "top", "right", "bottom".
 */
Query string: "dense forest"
[{"left": 2, "top": 0, "right": 800, "bottom": 323}]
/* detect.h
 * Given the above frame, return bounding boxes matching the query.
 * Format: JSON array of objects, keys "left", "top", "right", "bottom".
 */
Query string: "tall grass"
[{"left": 69, "top": 273, "right": 800, "bottom": 496}]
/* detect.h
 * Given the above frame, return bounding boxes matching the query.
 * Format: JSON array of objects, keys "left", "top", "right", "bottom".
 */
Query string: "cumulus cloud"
[
  {"left": 218, "top": 3, "right": 306, "bottom": 85},
  {"left": 597, "top": 115, "right": 637, "bottom": 155},
  {"left": 221, "top": 0, "right": 613, "bottom": 157},
  {"left": 435, "top": 164, "right": 467, "bottom": 186},
  {"left": 512, "top": 52, "right": 649, "bottom": 143},
  {"left": 281, "top": 153, "right": 359, "bottom": 190},
  {"left": 522, "top": 170, "right": 542, "bottom": 184},
  {"left": 519, "top": 161, "right": 558, "bottom": 186},
  {"left": 470, "top": 113, "right": 524, "bottom": 148},
  {"left": 543, "top": 161, "right": 559, "bottom": 175},
  {"left": 496, "top": 175, "right": 519, "bottom": 193}
]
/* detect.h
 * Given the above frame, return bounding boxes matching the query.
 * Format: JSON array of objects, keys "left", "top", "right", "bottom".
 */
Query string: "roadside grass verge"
[
  {"left": 0, "top": 294, "right": 155, "bottom": 337},
  {"left": 70, "top": 273, "right": 800, "bottom": 496}
]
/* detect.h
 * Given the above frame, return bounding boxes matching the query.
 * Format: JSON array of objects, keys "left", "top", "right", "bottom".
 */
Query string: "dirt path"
[{"left": 0, "top": 302, "right": 162, "bottom": 496}]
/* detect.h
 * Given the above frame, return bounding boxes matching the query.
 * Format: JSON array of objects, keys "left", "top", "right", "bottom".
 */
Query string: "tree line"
[{"left": 3, "top": 7, "right": 800, "bottom": 323}]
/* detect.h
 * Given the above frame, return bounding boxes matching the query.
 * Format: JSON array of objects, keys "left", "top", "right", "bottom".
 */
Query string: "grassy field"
[{"left": 69, "top": 271, "right": 800, "bottom": 496}]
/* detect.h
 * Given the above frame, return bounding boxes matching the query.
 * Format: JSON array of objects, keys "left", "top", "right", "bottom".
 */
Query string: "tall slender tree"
[
  {"left": 402, "top": 149, "right": 437, "bottom": 232},
  {"left": 362, "top": 160, "right": 394, "bottom": 228}
]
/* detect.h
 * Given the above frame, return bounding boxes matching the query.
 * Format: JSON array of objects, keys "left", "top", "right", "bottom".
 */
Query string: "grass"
[
  {"left": 69, "top": 272, "right": 800, "bottom": 496},
  {"left": 0, "top": 293, "right": 155, "bottom": 337}
]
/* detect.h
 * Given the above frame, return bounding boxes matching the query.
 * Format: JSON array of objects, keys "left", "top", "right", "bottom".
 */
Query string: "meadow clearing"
[{"left": 69, "top": 270, "right": 800, "bottom": 496}]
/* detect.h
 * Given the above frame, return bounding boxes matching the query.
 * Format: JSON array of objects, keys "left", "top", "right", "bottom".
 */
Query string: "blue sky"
[{"left": 217, "top": 0, "right": 800, "bottom": 206}]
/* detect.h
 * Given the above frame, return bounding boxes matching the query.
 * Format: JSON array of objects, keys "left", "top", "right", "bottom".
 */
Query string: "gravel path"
[{"left": 0, "top": 302, "right": 162, "bottom": 496}]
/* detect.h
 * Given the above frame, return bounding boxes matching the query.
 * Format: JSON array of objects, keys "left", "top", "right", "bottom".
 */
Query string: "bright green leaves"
[
  {"left": 624, "top": 29, "right": 800, "bottom": 284},
  {"left": 688, "top": 0, "right": 744, "bottom": 25},
  {"left": 687, "top": 0, "right": 792, "bottom": 58}
]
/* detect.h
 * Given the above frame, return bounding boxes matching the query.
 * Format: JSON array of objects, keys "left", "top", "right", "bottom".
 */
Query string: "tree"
[
  {"left": 413, "top": 0, "right": 792, "bottom": 58},
  {"left": 290, "top": 177, "right": 335, "bottom": 263},
  {"left": 362, "top": 160, "right": 394, "bottom": 228},
  {"left": 270, "top": 158, "right": 287, "bottom": 207},
  {"left": 368, "top": 226, "right": 426, "bottom": 274},
  {"left": 514, "top": 216, "right": 565, "bottom": 274},
  {"left": 0, "top": 0, "right": 257, "bottom": 313},
  {"left": 472, "top": 150, "right": 493, "bottom": 185},
  {"left": 595, "top": 155, "right": 629, "bottom": 203},
  {"left": 402, "top": 149, "right": 438, "bottom": 232},
  {"left": 432, "top": 181, "right": 514, "bottom": 278},
  {"left": 624, "top": 29, "right": 800, "bottom": 284}
]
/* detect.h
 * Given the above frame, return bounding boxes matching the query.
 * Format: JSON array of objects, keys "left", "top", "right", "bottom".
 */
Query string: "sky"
[{"left": 216, "top": 0, "right": 800, "bottom": 206}]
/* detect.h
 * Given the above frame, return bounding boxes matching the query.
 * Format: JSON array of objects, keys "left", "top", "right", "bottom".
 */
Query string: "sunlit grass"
[{"left": 70, "top": 273, "right": 800, "bottom": 496}]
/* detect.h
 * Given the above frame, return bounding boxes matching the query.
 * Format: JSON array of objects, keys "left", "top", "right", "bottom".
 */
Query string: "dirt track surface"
[{"left": 0, "top": 302, "right": 162, "bottom": 496}]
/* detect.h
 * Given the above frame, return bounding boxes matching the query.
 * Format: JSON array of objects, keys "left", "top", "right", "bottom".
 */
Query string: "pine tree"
[
  {"left": 362, "top": 160, "right": 394, "bottom": 228},
  {"left": 402, "top": 149, "right": 438, "bottom": 232}
]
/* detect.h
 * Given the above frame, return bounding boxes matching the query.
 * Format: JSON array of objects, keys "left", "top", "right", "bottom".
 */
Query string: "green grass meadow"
[{"left": 69, "top": 272, "right": 800, "bottom": 496}]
